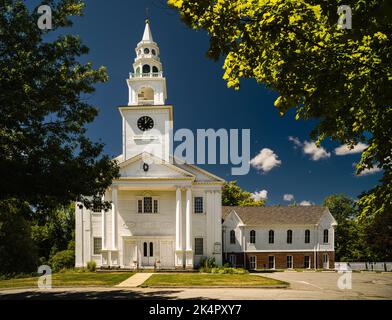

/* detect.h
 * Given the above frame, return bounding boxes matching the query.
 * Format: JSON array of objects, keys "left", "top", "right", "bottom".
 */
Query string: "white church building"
[
  {"left": 75, "top": 20, "right": 224, "bottom": 269},
  {"left": 75, "top": 20, "right": 336, "bottom": 270}
]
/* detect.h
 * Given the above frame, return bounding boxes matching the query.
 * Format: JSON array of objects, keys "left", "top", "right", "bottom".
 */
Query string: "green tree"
[
  {"left": 0, "top": 199, "right": 38, "bottom": 275},
  {"left": 0, "top": 0, "right": 119, "bottom": 210},
  {"left": 323, "top": 194, "right": 369, "bottom": 261},
  {"left": 168, "top": 0, "right": 392, "bottom": 221},
  {"left": 222, "top": 181, "right": 265, "bottom": 206},
  {"left": 31, "top": 204, "right": 75, "bottom": 262}
]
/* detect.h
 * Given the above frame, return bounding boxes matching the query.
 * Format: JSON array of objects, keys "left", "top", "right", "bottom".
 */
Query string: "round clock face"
[{"left": 137, "top": 116, "right": 154, "bottom": 131}]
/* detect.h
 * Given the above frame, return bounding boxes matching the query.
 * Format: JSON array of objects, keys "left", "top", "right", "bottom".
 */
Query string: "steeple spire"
[
  {"left": 142, "top": 18, "right": 153, "bottom": 42},
  {"left": 127, "top": 20, "right": 167, "bottom": 106}
]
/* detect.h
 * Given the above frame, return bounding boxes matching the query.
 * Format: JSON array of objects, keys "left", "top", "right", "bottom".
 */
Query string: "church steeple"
[
  {"left": 142, "top": 18, "right": 153, "bottom": 42},
  {"left": 127, "top": 19, "right": 167, "bottom": 106}
]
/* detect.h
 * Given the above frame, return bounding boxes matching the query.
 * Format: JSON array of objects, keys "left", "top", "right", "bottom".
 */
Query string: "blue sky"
[{"left": 34, "top": 0, "right": 382, "bottom": 205}]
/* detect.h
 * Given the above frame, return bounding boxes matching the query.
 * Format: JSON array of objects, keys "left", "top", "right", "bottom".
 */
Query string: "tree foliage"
[
  {"left": 0, "top": 0, "right": 119, "bottom": 210},
  {"left": 168, "top": 0, "right": 392, "bottom": 221},
  {"left": 222, "top": 181, "right": 265, "bottom": 206},
  {"left": 0, "top": 199, "right": 38, "bottom": 275},
  {"left": 323, "top": 194, "right": 368, "bottom": 261},
  {"left": 31, "top": 203, "right": 75, "bottom": 262}
]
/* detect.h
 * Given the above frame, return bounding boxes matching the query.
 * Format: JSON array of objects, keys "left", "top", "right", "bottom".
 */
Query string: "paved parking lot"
[{"left": 0, "top": 272, "right": 391, "bottom": 300}]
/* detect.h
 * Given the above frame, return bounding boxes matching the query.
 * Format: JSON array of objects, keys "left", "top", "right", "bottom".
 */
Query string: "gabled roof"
[
  {"left": 113, "top": 152, "right": 224, "bottom": 183},
  {"left": 116, "top": 152, "right": 195, "bottom": 179},
  {"left": 223, "top": 206, "right": 333, "bottom": 226}
]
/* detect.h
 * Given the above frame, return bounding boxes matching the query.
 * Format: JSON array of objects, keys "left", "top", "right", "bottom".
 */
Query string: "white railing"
[{"left": 129, "top": 72, "right": 163, "bottom": 78}]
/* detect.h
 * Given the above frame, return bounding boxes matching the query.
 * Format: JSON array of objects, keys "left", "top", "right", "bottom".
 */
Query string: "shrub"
[
  {"left": 210, "top": 267, "right": 248, "bottom": 274},
  {"left": 49, "top": 249, "right": 74, "bottom": 272},
  {"left": 87, "top": 260, "right": 96, "bottom": 272},
  {"left": 199, "top": 256, "right": 217, "bottom": 272}
]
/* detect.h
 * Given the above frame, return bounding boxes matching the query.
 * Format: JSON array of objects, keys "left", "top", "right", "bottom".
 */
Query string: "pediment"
[{"left": 117, "top": 153, "right": 195, "bottom": 179}]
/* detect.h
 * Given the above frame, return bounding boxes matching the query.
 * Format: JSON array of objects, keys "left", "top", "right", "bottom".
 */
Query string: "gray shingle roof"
[{"left": 222, "top": 206, "right": 329, "bottom": 225}]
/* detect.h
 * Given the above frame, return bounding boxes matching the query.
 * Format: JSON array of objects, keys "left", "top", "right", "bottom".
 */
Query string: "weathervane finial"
[{"left": 145, "top": 7, "right": 150, "bottom": 24}]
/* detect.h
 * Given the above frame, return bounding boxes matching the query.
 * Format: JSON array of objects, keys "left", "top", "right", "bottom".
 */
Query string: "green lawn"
[
  {"left": 0, "top": 271, "right": 134, "bottom": 289},
  {"left": 142, "top": 273, "right": 288, "bottom": 287}
]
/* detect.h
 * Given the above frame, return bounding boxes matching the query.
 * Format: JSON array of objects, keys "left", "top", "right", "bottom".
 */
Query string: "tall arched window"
[
  {"left": 143, "top": 242, "right": 148, "bottom": 257},
  {"left": 268, "top": 230, "right": 274, "bottom": 244},
  {"left": 230, "top": 230, "right": 235, "bottom": 244},
  {"left": 142, "top": 64, "right": 150, "bottom": 73},
  {"left": 149, "top": 242, "right": 153, "bottom": 257},
  {"left": 250, "top": 230, "right": 256, "bottom": 244},
  {"left": 305, "top": 229, "right": 310, "bottom": 243},
  {"left": 287, "top": 230, "right": 293, "bottom": 244},
  {"left": 323, "top": 229, "right": 329, "bottom": 243}
]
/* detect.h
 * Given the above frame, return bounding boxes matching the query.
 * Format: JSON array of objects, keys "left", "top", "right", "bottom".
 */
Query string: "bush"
[
  {"left": 210, "top": 267, "right": 248, "bottom": 274},
  {"left": 49, "top": 249, "right": 74, "bottom": 272},
  {"left": 199, "top": 256, "right": 217, "bottom": 272},
  {"left": 87, "top": 260, "right": 96, "bottom": 272}
]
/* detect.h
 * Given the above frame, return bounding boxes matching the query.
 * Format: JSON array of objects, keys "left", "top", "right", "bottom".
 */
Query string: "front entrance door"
[
  {"left": 160, "top": 240, "right": 174, "bottom": 268},
  {"left": 323, "top": 253, "right": 329, "bottom": 269},
  {"left": 142, "top": 241, "right": 157, "bottom": 267}
]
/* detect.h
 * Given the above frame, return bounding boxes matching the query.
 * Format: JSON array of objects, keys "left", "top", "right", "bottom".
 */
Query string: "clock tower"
[{"left": 120, "top": 19, "right": 172, "bottom": 161}]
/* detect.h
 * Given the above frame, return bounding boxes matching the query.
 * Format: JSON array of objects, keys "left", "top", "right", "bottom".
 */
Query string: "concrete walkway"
[{"left": 116, "top": 273, "right": 153, "bottom": 288}]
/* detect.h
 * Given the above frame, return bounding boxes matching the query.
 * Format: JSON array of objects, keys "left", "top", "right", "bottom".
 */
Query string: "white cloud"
[
  {"left": 352, "top": 162, "right": 383, "bottom": 176},
  {"left": 335, "top": 143, "right": 368, "bottom": 155},
  {"left": 289, "top": 136, "right": 330, "bottom": 161},
  {"left": 250, "top": 148, "right": 282, "bottom": 173},
  {"left": 357, "top": 167, "right": 382, "bottom": 176},
  {"left": 288, "top": 136, "right": 301, "bottom": 147},
  {"left": 303, "top": 141, "right": 331, "bottom": 160},
  {"left": 299, "top": 200, "right": 313, "bottom": 206},
  {"left": 283, "top": 194, "right": 294, "bottom": 201},
  {"left": 251, "top": 190, "right": 268, "bottom": 200}
]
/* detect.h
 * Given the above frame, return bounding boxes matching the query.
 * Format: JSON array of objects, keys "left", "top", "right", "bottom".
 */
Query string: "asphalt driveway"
[{"left": 0, "top": 271, "right": 391, "bottom": 300}]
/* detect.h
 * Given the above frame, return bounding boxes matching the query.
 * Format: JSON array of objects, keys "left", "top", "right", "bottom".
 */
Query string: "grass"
[
  {"left": 141, "top": 273, "right": 288, "bottom": 287},
  {"left": 0, "top": 270, "right": 134, "bottom": 289}
]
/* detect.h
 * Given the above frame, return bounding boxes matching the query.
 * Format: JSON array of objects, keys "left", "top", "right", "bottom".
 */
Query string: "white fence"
[{"left": 335, "top": 262, "right": 392, "bottom": 272}]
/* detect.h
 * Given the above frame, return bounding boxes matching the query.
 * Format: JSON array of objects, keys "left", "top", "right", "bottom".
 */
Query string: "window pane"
[
  {"left": 138, "top": 200, "right": 143, "bottom": 213},
  {"left": 143, "top": 242, "right": 148, "bottom": 257},
  {"left": 323, "top": 229, "right": 329, "bottom": 243},
  {"left": 305, "top": 230, "right": 310, "bottom": 243},
  {"left": 250, "top": 230, "right": 256, "bottom": 244},
  {"left": 268, "top": 256, "right": 274, "bottom": 269},
  {"left": 194, "top": 197, "right": 203, "bottom": 213},
  {"left": 195, "top": 238, "right": 203, "bottom": 255},
  {"left": 153, "top": 200, "right": 158, "bottom": 213},
  {"left": 93, "top": 238, "right": 102, "bottom": 254},
  {"left": 287, "top": 256, "right": 293, "bottom": 268},
  {"left": 230, "top": 230, "right": 235, "bottom": 244},
  {"left": 144, "top": 197, "right": 152, "bottom": 213},
  {"left": 250, "top": 256, "right": 257, "bottom": 269},
  {"left": 287, "top": 230, "right": 293, "bottom": 244},
  {"left": 304, "top": 256, "right": 310, "bottom": 268},
  {"left": 269, "top": 230, "right": 274, "bottom": 243},
  {"left": 149, "top": 242, "right": 153, "bottom": 257}
]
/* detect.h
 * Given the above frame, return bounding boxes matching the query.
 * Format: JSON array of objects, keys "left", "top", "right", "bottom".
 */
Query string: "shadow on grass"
[{"left": 0, "top": 289, "right": 213, "bottom": 300}]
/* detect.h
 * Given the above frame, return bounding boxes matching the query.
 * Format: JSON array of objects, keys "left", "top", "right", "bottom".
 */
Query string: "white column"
[
  {"left": 101, "top": 195, "right": 106, "bottom": 250},
  {"left": 185, "top": 188, "right": 192, "bottom": 250},
  {"left": 175, "top": 187, "right": 184, "bottom": 268},
  {"left": 175, "top": 187, "right": 182, "bottom": 250},
  {"left": 185, "top": 188, "right": 193, "bottom": 268},
  {"left": 112, "top": 186, "right": 118, "bottom": 250}
]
